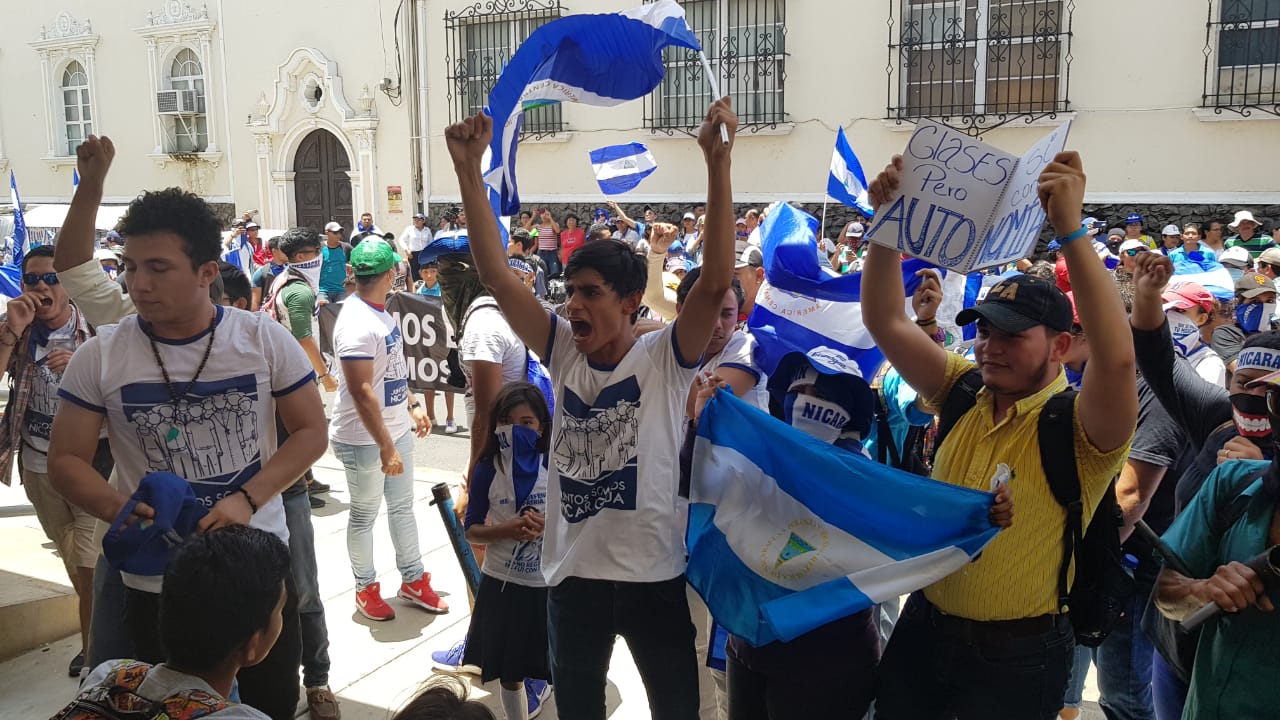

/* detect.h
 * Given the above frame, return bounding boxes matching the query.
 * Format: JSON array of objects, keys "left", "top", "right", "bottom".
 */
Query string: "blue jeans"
[
  {"left": 318, "top": 289, "right": 348, "bottom": 304},
  {"left": 1092, "top": 570, "right": 1157, "bottom": 720},
  {"left": 332, "top": 430, "right": 423, "bottom": 588},
  {"left": 548, "top": 575, "right": 699, "bottom": 720},
  {"left": 1064, "top": 645, "right": 1093, "bottom": 708},
  {"left": 283, "top": 489, "right": 331, "bottom": 687},
  {"left": 537, "top": 250, "right": 563, "bottom": 278},
  {"left": 1150, "top": 652, "right": 1187, "bottom": 720},
  {"left": 88, "top": 554, "right": 132, "bottom": 666}
]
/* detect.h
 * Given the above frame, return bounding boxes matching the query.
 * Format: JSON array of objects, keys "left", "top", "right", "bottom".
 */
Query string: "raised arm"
[
  {"left": 53, "top": 135, "right": 136, "bottom": 327},
  {"left": 446, "top": 112, "right": 550, "bottom": 356},
  {"left": 1042, "top": 152, "right": 1135, "bottom": 452},
  {"left": 862, "top": 155, "right": 950, "bottom": 400},
  {"left": 672, "top": 98, "right": 738, "bottom": 366},
  {"left": 54, "top": 136, "right": 113, "bottom": 271},
  {"left": 607, "top": 201, "right": 636, "bottom": 231},
  {"left": 642, "top": 223, "right": 679, "bottom": 321}
]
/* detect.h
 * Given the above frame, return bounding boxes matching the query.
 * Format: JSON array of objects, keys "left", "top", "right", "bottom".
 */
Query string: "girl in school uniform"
[{"left": 462, "top": 383, "right": 553, "bottom": 720}]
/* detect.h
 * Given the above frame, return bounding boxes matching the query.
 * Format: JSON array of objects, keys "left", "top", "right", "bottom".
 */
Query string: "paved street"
[{"left": 0, "top": 392, "right": 1103, "bottom": 719}]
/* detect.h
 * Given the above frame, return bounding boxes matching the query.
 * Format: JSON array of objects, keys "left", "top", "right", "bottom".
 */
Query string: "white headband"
[{"left": 1235, "top": 347, "right": 1280, "bottom": 374}]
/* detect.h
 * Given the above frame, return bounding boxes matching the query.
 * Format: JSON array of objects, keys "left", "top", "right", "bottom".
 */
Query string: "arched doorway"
[{"left": 293, "top": 129, "right": 353, "bottom": 233}]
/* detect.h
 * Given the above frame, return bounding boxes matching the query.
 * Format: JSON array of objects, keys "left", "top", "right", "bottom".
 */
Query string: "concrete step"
[{"left": 0, "top": 524, "right": 79, "bottom": 662}]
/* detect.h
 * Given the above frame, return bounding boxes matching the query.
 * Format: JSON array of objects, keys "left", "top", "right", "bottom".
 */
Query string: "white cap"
[
  {"left": 1220, "top": 245, "right": 1252, "bottom": 268},
  {"left": 682, "top": 212, "right": 696, "bottom": 221},
  {"left": 324, "top": 221, "right": 344, "bottom": 233},
  {"left": 1119, "top": 239, "right": 1148, "bottom": 253},
  {"left": 1162, "top": 224, "right": 1181, "bottom": 236},
  {"left": 93, "top": 248, "right": 119, "bottom": 263}
]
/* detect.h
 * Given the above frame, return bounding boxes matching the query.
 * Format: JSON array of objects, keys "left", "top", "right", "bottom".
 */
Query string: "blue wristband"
[{"left": 1054, "top": 225, "right": 1089, "bottom": 246}]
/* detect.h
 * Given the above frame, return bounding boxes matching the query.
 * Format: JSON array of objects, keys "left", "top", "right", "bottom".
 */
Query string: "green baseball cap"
[{"left": 350, "top": 239, "right": 398, "bottom": 276}]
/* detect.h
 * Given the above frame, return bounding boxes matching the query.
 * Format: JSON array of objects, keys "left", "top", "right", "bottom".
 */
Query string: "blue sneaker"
[
  {"left": 430, "top": 639, "right": 480, "bottom": 676},
  {"left": 525, "top": 679, "right": 552, "bottom": 720}
]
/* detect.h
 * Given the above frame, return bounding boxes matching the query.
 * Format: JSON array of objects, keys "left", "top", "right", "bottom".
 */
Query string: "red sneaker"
[
  {"left": 398, "top": 574, "right": 449, "bottom": 614},
  {"left": 355, "top": 582, "right": 396, "bottom": 621}
]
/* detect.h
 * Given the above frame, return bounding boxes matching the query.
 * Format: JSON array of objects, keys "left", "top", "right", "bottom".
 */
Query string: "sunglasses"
[
  {"left": 23, "top": 272, "right": 60, "bottom": 287},
  {"left": 1124, "top": 248, "right": 1147, "bottom": 257}
]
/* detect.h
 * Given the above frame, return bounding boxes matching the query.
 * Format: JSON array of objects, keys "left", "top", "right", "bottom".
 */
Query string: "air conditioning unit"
[{"left": 156, "top": 90, "right": 205, "bottom": 115}]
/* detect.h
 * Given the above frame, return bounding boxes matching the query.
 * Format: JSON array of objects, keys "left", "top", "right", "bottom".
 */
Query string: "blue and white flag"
[
  {"left": 10, "top": 170, "right": 27, "bottom": 269},
  {"left": 688, "top": 389, "right": 1000, "bottom": 647},
  {"left": 748, "top": 202, "right": 938, "bottom": 381},
  {"left": 1172, "top": 253, "right": 1234, "bottom": 301},
  {"left": 589, "top": 142, "right": 658, "bottom": 195},
  {"left": 72, "top": 168, "right": 80, "bottom": 189},
  {"left": 827, "top": 127, "right": 873, "bottom": 217},
  {"left": 483, "top": 0, "right": 700, "bottom": 214}
]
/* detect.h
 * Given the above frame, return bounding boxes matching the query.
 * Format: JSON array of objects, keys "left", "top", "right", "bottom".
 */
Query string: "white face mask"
[
  {"left": 290, "top": 256, "right": 324, "bottom": 290},
  {"left": 784, "top": 393, "right": 848, "bottom": 444},
  {"left": 1167, "top": 310, "right": 1202, "bottom": 357}
]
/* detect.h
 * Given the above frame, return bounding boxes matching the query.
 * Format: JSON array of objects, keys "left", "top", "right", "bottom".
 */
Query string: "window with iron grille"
[
  {"left": 444, "top": 0, "right": 564, "bottom": 137},
  {"left": 644, "top": 0, "right": 787, "bottom": 133},
  {"left": 1203, "top": 0, "right": 1280, "bottom": 116},
  {"left": 887, "top": 0, "right": 1073, "bottom": 135}
]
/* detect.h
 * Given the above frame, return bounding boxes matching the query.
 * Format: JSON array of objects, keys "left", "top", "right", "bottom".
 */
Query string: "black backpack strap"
[
  {"left": 1039, "top": 389, "right": 1080, "bottom": 614},
  {"left": 873, "top": 388, "right": 902, "bottom": 468},
  {"left": 1211, "top": 465, "right": 1270, "bottom": 536},
  {"left": 933, "top": 368, "right": 984, "bottom": 458}
]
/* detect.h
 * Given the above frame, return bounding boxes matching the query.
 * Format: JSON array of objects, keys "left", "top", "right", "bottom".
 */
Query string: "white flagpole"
[
  {"left": 697, "top": 52, "right": 731, "bottom": 144},
  {"left": 820, "top": 199, "right": 828, "bottom": 241}
]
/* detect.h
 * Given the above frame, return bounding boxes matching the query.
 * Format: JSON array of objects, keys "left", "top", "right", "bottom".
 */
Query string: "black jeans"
[
  {"left": 726, "top": 608, "right": 878, "bottom": 720},
  {"left": 876, "top": 593, "right": 1073, "bottom": 720},
  {"left": 548, "top": 575, "right": 699, "bottom": 720},
  {"left": 124, "top": 575, "right": 302, "bottom": 720}
]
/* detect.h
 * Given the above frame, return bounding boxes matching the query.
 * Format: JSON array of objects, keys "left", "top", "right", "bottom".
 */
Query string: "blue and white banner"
[
  {"left": 827, "top": 127, "right": 873, "bottom": 217},
  {"left": 1172, "top": 253, "right": 1234, "bottom": 301},
  {"left": 688, "top": 389, "right": 1000, "bottom": 647},
  {"left": 748, "top": 202, "right": 939, "bottom": 381},
  {"left": 483, "top": 0, "right": 700, "bottom": 214},
  {"left": 589, "top": 142, "right": 658, "bottom": 195},
  {"left": 9, "top": 170, "right": 27, "bottom": 269}
]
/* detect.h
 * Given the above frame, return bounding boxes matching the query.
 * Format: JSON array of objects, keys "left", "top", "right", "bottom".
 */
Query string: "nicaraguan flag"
[
  {"left": 1172, "top": 253, "right": 1234, "bottom": 301},
  {"left": 484, "top": 0, "right": 700, "bottom": 214},
  {"left": 688, "top": 389, "right": 1000, "bottom": 647},
  {"left": 827, "top": 127, "right": 873, "bottom": 217},
  {"left": 589, "top": 142, "right": 658, "bottom": 195},
  {"left": 10, "top": 170, "right": 27, "bottom": 269},
  {"left": 748, "top": 202, "right": 938, "bottom": 381}
]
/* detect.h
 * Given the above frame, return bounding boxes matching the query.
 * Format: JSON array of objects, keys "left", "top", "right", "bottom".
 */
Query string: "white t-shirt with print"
[
  {"left": 541, "top": 317, "right": 700, "bottom": 585},
  {"left": 57, "top": 306, "right": 314, "bottom": 592},
  {"left": 460, "top": 297, "right": 528, "bottom": 421},
  {"left": 702, "top": 329, "right": 768, "bottom": 411},
  {"left": 330, "top": 297, "right": 413, "bottom": 445},
  {"left": 19, "top": 310, "right": 87, "bottom": 473}
]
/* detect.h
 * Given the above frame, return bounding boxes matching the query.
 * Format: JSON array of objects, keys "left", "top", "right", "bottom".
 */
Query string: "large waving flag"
[
  {"left": 9, "top": 170, "right": 27, "bottom": 269},
  {"left": 748, "top": 202, "right": 938, "bottom": 381},
  {"left": 688, "top": 389, "right": 1000, "bottom": 647},
  {"left": 1172, "top": 252, "right": 1234, "bottom": 301},
  {"left": 590, "top": 142, "right": 658, "bottom": 195},
  {"left": 827, "top": 127, "right": 873, "bottom": 216},
  {"left": 484, "top": 0, "right": 701, "bottom": 214}
]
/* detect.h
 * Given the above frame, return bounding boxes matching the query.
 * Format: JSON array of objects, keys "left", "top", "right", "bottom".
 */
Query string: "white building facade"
[{"left": 0, "top": 0, "right": 1276, "bottom": 232}]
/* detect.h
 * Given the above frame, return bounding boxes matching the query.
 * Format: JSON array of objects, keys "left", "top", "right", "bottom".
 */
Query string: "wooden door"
[{"left": 293, "top": 129, "right": 353, "bottom": 233}]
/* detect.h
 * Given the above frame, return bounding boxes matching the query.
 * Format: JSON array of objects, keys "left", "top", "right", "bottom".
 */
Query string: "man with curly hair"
[{"left": 48, "top": 135, "right": 329, "bottom": 720}]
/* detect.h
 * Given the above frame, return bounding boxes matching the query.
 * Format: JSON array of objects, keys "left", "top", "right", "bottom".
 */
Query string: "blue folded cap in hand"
[{"left": 102, "top": 472, "right": 208, "bottom": 577}]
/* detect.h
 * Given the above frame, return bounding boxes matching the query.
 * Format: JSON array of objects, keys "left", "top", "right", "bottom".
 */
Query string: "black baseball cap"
[{"left": 956, "top": 274, "right": 1074, "bottom": 333}]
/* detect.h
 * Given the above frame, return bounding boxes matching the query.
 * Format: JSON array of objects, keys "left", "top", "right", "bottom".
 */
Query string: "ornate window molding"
[
  {"left": 30, "top": 12, "right": 101, "bottom": 163},
  {"left": 443, "top": 0, "right": 565, "bottom": 139},
  {"left": 1200, "top": 0, "right": 1280, "bottom": 119},
  {"left": 885, "top": 0, "right": 1075, "bottom": 137},
  {"left": 644, "top": 0, "right": 788, "bottom": 134},
  {"left": 136, "top": 2, "right": 222, "bottom": 163}
]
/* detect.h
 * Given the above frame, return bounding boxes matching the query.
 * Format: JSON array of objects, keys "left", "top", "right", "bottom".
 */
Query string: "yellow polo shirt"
[{"left": 923, "top": 353, "right": 1131, "bottom": 620}]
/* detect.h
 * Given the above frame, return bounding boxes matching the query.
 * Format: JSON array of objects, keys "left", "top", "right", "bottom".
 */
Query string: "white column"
[
  {"left": 415, "top": 0, "right": 431, "bottom": 213},
  {"left": 198, "top": 32, "right": 220, "bottom": 153},
  {"left": 355, "top": 129, "right": 378, "bottom": 217},
  {"left": 144, "top": 38, "right": 163, "bottom": 154},
  {"left": 37, "top": 52, "right": 56, "bottom": 157},
  {"left": 252, "top": 132, "right": 273, "bottom": 225},
  {"left": 83, "top": 47, "right": 100, "bottom": 133}
]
